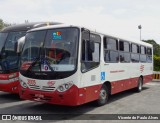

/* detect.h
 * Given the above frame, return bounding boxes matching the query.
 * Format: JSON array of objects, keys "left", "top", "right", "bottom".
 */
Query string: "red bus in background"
[{"left": 0, "top": 22, "right": 61, "bottom": 93}]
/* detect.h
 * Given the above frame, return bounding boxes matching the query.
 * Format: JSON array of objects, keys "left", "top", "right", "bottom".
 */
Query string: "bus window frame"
[{"left": 81, "top": 32, "right": 101, "bottom": 73}]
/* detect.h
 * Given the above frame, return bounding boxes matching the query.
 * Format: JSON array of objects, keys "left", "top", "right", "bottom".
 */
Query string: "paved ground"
[{"left": 0, "top": 81, "right": 160, "bottom": 123}]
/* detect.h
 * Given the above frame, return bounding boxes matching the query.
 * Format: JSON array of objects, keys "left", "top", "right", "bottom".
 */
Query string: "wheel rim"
[
  {"left": 100, "top": 89, "right": 107, "bottom": 100},
  {"left": 139, "top": 79, "right": 142, "bottom": 90}
]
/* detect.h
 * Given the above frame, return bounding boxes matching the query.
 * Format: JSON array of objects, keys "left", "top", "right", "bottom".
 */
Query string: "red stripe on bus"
[
  {"left": 0, "top": 72, "right": 19, "bottom": 80},
  {"left": 19, "top": 74, "right": 153, "bottom": 106},
  {"left": 0, "top": 81, "right": 19, "bottom": 93}
]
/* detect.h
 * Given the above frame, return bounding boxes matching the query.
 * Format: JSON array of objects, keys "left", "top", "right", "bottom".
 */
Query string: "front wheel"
[{"left": 95, "top": 85, "right": 109, "bottom": 106}]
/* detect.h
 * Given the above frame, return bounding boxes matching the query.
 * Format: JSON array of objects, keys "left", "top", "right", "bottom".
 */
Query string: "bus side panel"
[
  {"left": 0, "top": 72, "right": 19, "bottom": 93},
  {"left": 78, "top": 84, "right": 102, "bottom": 105},
  {"left": 83, "top": 84, "right": 102, "bottom": 104},
  {"left": 0, "top": 81, "right": 19, "bottom": 93},
  {"left": 143, "top": 74, "right": 153, "bottom": 84},
  {"left": 111, "top": 77, "right": 138, "bottom": 95}
]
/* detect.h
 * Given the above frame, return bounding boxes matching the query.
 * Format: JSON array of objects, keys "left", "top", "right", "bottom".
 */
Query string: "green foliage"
[
  {"left": 0, "top": 18, "right": 12, "bottom": 31},
  {"left": 154, "top": 55, "right": 160, "bottom": 71},
  {"left": 143, "top": 40, "right": 160, "bottom": 71}
]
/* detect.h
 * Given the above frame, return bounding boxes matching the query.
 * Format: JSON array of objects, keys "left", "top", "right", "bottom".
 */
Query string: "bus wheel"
[
  {"left": 95, "top": 85, "right": 109, "bottom": 106},
  {"left": 136, "top": 77, "right": 143, "bottom": 92}
]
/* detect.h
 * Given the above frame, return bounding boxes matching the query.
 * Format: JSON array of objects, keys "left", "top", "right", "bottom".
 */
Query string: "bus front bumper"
[{"left": 19, "top": 85, "right": 83, "bottom": 106}]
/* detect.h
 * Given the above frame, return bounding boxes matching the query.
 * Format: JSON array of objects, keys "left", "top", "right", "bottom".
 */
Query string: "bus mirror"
[{"left": 17, "top": 36, "right": 25, "bottom": 53}]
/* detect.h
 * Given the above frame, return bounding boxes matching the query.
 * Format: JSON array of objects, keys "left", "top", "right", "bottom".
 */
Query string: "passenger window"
[
  {"left": 105, "top": 50, "right": 119, "bottom": 63},
  {"left": 140, "top": 46, "right": 146, "bottom": 63},
  {"left": 131, "top": 44, "right": 139, "bottom": 63},
  {"left": 140, "top": 46, "right": 146, "bottom": 54},
  {"left": 104, "top": 38, "right": 118, "bottom": 50},
  {"left": 119, "top": 40, "right": 130, "bottom": 63},
  {"left": 104, "top": 37, "right": 119, "bottom": 63},
  {"left": 131, "top": 44, "right": 139, "bottom": 53},
  {"left": 147, "top": 47, "right": 152, "bottom": 63}
]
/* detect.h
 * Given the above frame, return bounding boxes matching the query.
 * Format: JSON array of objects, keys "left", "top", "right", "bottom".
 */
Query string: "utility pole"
[{"left": 138, "top": 25, "right": 142, "bottom": 41}]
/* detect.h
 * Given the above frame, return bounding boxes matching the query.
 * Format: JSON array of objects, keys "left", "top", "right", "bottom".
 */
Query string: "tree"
[
  {"left": 0, "top": 18, "right": 12, "bottom": 31},
  {"left": 154, "top": 55, "right": 160, "bottom": 71}
]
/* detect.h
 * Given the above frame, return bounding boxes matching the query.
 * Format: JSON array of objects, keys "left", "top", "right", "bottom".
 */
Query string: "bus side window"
[
  {"left": 131, "top": 43, "right": 140, "bottom": 63},
  {"left": 81, "top": 33, "right": 100, "bottom": 72},
  {"left": 119, "top": 40, "right": 130, "bottom": 63},
  {"left": 104, "top": 37, "right": 119, "bottom": 63},
  {"left": 147, "top": 47, "right": 152, "bottom": 63},
  {"left": 140, "top": 46, "right": 147, "bottom": 63}
]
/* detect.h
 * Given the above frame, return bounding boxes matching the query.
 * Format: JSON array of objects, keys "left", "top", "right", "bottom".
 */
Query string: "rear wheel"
[
  {"left": 135, "top": 77, "right": 143, "bottom": 92},
  {"left": 95, "top": 85, "right": 109, "bottom": 106}
]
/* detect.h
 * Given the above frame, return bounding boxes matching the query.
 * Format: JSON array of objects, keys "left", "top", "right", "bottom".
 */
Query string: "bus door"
[{"left": 80, "top": 29, "right": 101, "bottom": 102}]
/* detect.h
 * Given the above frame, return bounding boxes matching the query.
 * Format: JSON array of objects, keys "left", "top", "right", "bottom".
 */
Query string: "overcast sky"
[{"left": 0, "top": 0, "right": 160, "bottom": 43}]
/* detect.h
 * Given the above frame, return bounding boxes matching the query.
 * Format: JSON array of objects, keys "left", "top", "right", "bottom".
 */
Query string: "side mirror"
[{"left": 17, "top": 36, "right": 25, "bottom": 53}]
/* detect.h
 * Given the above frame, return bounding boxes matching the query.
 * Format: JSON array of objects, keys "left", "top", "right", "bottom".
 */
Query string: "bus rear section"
[
  {"left": 18, "top": 25, "right": 153, "bottom": 106},
  {"left": 0, "top": 22, "right": 61, "bottom": 93}
]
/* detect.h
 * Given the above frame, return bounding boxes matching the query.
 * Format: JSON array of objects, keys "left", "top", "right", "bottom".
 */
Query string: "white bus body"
[{"left": 19, "top": 25, "right": 153, "bottom": 106}]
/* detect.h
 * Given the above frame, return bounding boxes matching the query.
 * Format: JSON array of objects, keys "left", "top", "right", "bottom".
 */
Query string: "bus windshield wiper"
[
  {"left": 25, "top": 56, "right": 54, "bottom": 73},
  {"left": 25, "top": 57, "right": 40, "bottom": 73},
  {"left": 42, "top": 57, "right": 54, "bottom": 72}
]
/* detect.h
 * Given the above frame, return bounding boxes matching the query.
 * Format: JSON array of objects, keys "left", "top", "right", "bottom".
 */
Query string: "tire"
[
  {"left": 135, "top": 77, "right": 143, "bottom": 92},
  {"left": 95, "top": 85, "right": 109, "bottom": 106}
]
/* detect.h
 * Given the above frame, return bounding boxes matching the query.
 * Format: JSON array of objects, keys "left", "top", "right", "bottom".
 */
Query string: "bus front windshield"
[
  {"left": 0, "top": 32, "right": 26, "bottom": 72},
  {"left": 20, "top": 28, "right": 79, "bottom": 73}
]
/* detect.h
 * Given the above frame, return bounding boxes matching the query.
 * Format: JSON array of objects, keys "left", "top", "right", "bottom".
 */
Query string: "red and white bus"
[
  {"left": 19, "top": 24, "right": 153, "bottom": 106},
  {"left": 0, "top": 22, "right": 60, "bottom": 93}
]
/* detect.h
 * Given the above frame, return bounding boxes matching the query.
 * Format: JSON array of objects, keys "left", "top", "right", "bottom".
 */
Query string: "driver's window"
[{"left": 5, "top": 32, "right": 26, "bottom": 51}]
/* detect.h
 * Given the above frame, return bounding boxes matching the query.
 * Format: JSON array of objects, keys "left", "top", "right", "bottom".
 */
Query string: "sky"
[{"left": 0, "top": 0, "right": 160, "bottom": 44}]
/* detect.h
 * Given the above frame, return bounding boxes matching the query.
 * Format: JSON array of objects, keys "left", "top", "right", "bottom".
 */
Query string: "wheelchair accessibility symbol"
[{"left": 101, "top": 72, "right": 106, "bottom": 81}]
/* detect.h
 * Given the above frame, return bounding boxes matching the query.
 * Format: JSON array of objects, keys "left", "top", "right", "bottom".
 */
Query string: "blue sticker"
[
  {"left": 101, "top": 72, "right": 106, "bottom": 81},
  {"left": 53, "top": 32, "right": 62, "bottom": 40}
]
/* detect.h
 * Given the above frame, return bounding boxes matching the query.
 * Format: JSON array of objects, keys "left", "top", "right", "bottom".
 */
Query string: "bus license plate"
[{"left": 35, "top": 94, "right": 44, "bottom": 98}]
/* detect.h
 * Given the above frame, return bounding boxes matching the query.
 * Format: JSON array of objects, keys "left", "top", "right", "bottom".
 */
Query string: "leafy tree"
[
  {"left": 0, "top": 18, "right": 12, "bottom": 31},
  {"left": 154, "top": 55, "right": 160, "bottom": 71}
]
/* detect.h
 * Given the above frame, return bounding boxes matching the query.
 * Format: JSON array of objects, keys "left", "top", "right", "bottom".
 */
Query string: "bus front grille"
[
  {"left": 28, "top": 85, "right": 55, "bottom": 92},
  {"left": 42, "top": 86, "right": 55, "bottom": 91},
  {"left": 28, "top": 85, "right": 41, "bottom": 90}
]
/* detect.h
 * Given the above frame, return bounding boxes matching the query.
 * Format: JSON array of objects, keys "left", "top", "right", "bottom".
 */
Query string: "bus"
[
  {"left": 18, "top": 24, "right": 153, "bottom": 106},
  {"left": 0, "top": 22, "right": 60, "bottom": 93}
]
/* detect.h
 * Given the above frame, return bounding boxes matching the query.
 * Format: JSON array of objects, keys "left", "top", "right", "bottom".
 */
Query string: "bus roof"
[
  {"left": 27, "top": 24, "right": 153, "bottom": 48},
  {"left": 0, "top": 22, "right": 61, "bottom": 32}
]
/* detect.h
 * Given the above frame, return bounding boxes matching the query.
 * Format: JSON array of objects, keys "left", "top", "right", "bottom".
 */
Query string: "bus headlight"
[
  {"left": 19, "top": 78, "right": 28, "bottom": 88},
  {"left": 57, "top": 82, "right": 73, "bottom": 92}
]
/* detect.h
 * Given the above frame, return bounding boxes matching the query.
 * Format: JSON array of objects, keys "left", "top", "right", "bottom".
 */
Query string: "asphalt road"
[{"left": 0, "top": 81, "right": 160, "bottom": 123}]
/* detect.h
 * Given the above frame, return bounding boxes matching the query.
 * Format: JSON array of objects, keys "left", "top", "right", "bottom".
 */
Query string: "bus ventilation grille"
[{"left": 28, "top": 85, "right": 55, "bottom": 91}]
